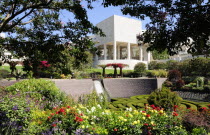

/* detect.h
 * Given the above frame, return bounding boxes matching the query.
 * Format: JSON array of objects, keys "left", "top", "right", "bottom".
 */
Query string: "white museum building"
[{"left": 92, "top": 15, "right": 152, "bottom": 69}]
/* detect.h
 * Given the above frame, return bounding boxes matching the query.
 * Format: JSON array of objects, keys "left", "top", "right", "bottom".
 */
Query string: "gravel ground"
[{"left": 0, "top": 80, "right": 17, "bottom": 87}]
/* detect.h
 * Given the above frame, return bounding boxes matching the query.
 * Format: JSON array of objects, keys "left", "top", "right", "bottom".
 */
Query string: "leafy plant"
[
  {"left": 147, "top": 87, "right": 183, "bottom": 111},
  {"left": 168, "top": 70, "right": 182, "bottom": 82},
  {"left": 134, "top": 62, "right": 146, "bottom": 76},
  {"left": 5, "top": 79, "right": 70, "bottom": 109}
]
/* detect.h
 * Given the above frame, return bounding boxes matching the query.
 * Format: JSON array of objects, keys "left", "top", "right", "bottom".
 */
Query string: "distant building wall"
[{"left": 114, "top": 15, "right": 142, "bottom": 43}]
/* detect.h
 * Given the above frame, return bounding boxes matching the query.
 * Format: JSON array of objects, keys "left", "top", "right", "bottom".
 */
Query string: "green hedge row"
[{"left": 109, "top": 95, "right": 210, "bottom": 111}]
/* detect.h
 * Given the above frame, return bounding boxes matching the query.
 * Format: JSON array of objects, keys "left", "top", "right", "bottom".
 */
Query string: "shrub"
[
  {"left": 176, "top": 80, "right": 185, "bottom": 89},
  {"left": 163, "top": 80, "right": 173, "bottom": 87},
  {"left": 155, "top": 62, "right": 167, "bottom": 70},
  {"left": 134, "top": 62, "right": 146, "bottom": 76},
  {"left": 5, "top": 79, "right": 69, "bottom": 108},
  {"left": 204, "top": 85, "right": 210, "bottom": 91},
  {"left": 166, "top": 60, "right": 179, "bottom": 70},
  {"left": 178, "top": 59, "right": 191, "bottom": 76},
  {"left": 182, "top": 109, "right": 210, "bottom": 132},
  {"left": 0, "top": 94, "right": 34, "bottom": 134},
  {"left": 147, "top": 87, "right": 183, "bottom": 111},
  {"left": 158, "top": 69, "right": 168, "bottom": 77},
  {"left": 194, "top": 77, "right": 205, "bottom": 87},
  {"left": 168, "top": 70, "right": 182, "bottom": 82},
  {"left": 146, "top": 70, "right": 167, "bottom": 78},
  {"left": 189, "top": 58, "right": 210, "bottom": 76},
  {"left": 148, "top": 61, "right": 158, "bottom": 70}
]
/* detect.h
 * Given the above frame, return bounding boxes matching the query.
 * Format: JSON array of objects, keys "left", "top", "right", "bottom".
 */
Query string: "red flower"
[
  {"left": 146, "top": 114, "right": 150, "bottom": 118},
  {"left": 172, "top": 111, "right": 179, "bottom": 116},
  {"left": 173, "top": 105, "right": 178, "bottom": 111},
  {"left": 52, "top": 124, "right": 56, "bottom": 127},
  {"left": 51, "top": 113, "right": 54, "bottom": 116},
  {"left": 75, "top": 116, "right": 83, "bottom": 122},
  {"left": 67, "top": 106, "right": 71, "bottom": 108},
  {"left": 113, "top": 128, "right": 118, "bottom": 131},
  {"left": 144, "top": 123, "right": 148, "bottom": 126},
  {"left": 48, "top": 116, "right": 51, "bottom": 120},
  {"left": 150, "top": 104, "right": 156, "bottom": 109}
]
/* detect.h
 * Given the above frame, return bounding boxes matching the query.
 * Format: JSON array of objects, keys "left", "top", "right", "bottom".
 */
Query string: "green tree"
[
  {"left": 102, "top": 0, "right": 210, "bottom": 55},
  {"left": 0, "top": 0, "right": 103, "bottom": 76}
]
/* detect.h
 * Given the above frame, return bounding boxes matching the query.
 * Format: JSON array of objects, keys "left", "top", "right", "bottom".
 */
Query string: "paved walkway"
[{"left": 52, "top": 79, "right": 94, "bottom": 100}]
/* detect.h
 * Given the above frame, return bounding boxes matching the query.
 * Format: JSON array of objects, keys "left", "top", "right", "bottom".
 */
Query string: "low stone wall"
[
  {"left": 175, "top": 90, "right": 210, "bottom": 102},
  {"left": 102, "top": 78, "right": 159, "bottom": 99}
]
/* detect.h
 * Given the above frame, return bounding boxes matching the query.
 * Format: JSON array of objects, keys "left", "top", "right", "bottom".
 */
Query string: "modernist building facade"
[{"left": 92, "top": 15, "right": 152, "bottom": 69}]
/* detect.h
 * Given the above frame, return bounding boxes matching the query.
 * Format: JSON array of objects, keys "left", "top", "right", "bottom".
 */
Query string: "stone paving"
[{"left": 52, "top": 79, "right": 94, "bottom": 100}]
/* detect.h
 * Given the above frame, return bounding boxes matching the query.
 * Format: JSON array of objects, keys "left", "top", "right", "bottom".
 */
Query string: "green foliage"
[
  {"left": 146, "top": 70, "right": 168, "bottom": 78},
  {"left": 152, "top": 49, "right": 169, "bottom": 60},
  {"left": 178, "top": 59, "right": 191, "bottom": 76},
  {"left": 148, "top": 61, "right": 167, "bottom": 70},
  {"left": 148, "top": 61, "right": 158, "bottom": 70},
  {"left": 134, "top": 62, "right": 146, "bottom": 76},
  {"left": 0, "top": 94, "right": 34, "bottom": 134},
  {"left": 147, "top": 87, "right": 183, "bottom": 111},
  {"left": 166, "top": 60, "right": 179, "bottom": 70},
  {"left": 189, "top": 58, "right": 210, "bottom": 76},
  {"left": 194, "top": 77, "right": 205, "bottom": 88},
  {"left": 5, "top": 79, "right": 68, "bottom": 106}
]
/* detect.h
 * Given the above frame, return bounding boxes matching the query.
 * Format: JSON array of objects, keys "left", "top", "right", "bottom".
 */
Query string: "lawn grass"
[
  {"left": 85, "top": 68, "right": 133, "bottom": 74},
  {"left": 0, "top": 65, "right": 23, "bottom": 72}
]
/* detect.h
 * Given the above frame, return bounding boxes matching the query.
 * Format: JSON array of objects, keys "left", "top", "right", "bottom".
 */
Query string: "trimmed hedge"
[{"left": 109, "top": 95, "right": 210, "bottom": 111}]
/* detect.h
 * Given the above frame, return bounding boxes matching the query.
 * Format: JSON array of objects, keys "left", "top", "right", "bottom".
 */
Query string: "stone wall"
[{"left": 102, "top": 78, "right": 158, "bottom": 99}]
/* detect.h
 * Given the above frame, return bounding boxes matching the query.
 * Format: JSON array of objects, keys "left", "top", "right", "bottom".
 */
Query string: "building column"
[
  {"left": 113, "top": 41, "right": 117, "bottom": 60},
  {"left": 127, "top": 42, "right": 131, "bottom": 60},
  {"left": 148, "top": 51, "right": 151, "bottom": 62},
  {"left": 104, "top": 44, "right": 107, "bottom": 60},
  {"left": 140, "top": 46, "right": 143, "bottom": 61},
  {"left": 117, "top": 45, "right": 121, "bottom": 59}
]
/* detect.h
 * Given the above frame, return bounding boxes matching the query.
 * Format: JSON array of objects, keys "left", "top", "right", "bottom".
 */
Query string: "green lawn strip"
[
  {"left": 0, "top": 65, "right": 23, "bottom": 72},
  {"left": 85, "top": 68, "right": 133, "bottom": 75}
]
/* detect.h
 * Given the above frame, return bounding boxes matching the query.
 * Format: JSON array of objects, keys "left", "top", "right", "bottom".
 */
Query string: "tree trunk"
[
  {"left": 102, "top": 67, "right": 106, "bottom": 77},
  {"left": 120, "top": 67, "right": 123, "bottom": 77},
  {"left": 114, "top": 67, "right": 117, "bottom": 78}
]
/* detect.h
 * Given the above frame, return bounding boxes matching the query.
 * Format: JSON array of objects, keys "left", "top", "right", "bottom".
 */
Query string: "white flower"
[
  {"left": 126, "top": 107, "right": 132, "bottom": 112},
  {"left": 91, "top": 107, "right": 96, "bottom": 112},
  {"left": 97, "top": 104, "right": 102, "bottom": 109}
]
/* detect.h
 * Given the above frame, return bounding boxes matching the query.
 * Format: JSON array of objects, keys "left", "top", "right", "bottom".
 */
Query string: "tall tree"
[
  {"left": 101, "top": 0, "right": 210, "bottom": 55},
  {"left": 0, "top": 0, "right": 103, "bottom": 72}
]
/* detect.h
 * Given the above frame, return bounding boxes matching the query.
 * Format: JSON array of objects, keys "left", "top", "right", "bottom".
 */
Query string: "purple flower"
[{"left": 12, "top": 105, "right": 18, "bottom": 111}]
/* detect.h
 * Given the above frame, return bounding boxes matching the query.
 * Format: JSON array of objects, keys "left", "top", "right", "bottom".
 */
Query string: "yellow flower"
[
  {"left": 150, "top": 121, "right": 154, "bottom": 125},
  {"left": 124, "top": 119, "right": 127, "bottom": 122},
  {"left": 142, "top": 113, "right": 147, "bottom": 116},
  {"left": 137, "top": 120, "right": 140, "bottom": 124},
  {"left": 142, "top": 117, "right": 146, "bottom": 120},
  {"left": 81, "top": 125, "right": 85, "bottom": 128},
  {"left": 128, "top": 113, "right": 133, "bottom": 118},
  {"left": 133, "top": 110, "right": 139, "bottom": 115},
  {"left": 159, "top": 110, "right": 164, "bottom": 113},
  {"left": 132, "top": 121, "right": 138, "bottom": 125},
  {"left": 118, "top": 116, "right": 124, "bottom": 120}
]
